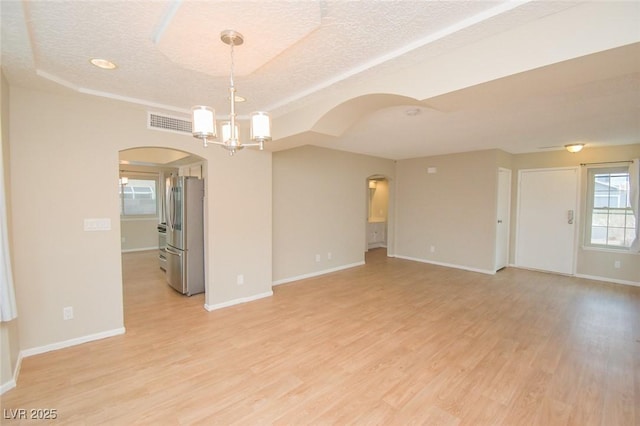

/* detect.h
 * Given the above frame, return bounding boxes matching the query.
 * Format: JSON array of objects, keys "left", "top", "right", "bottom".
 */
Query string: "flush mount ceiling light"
[
  {"left": 90, "top": 58, "right": 117, "bottom": 70},
  {"left": 192, "top": 30, "right": 272, "bottom": 155},
  {"left": 565, "top": 143, "right": 585, "bottom": 153}
]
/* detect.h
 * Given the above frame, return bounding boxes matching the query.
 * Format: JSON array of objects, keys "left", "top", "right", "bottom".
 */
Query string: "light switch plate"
[
  {"left": 63, "top": 306, "right": 73, "bottom": 320},
  {"left": 84, "top": 218, "right": 111, "bottom": 231}
]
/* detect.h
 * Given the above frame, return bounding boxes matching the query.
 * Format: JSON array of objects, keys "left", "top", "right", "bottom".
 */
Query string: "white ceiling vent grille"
[{"left": 147, "top": 112, "right": 192, "bottom": 136}]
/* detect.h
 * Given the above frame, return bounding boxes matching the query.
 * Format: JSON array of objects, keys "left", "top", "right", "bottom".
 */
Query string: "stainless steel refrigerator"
[{"left": 165, "top": 176, "right": 205, "bottom": 296}]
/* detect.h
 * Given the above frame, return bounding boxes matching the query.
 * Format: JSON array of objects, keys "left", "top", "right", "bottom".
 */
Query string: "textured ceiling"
[
  {"left": 1, "top": 0, "right": 639, "bottom": 159},
  {"left": 155, "top": 2, "right": 323, "bottom": 77}
]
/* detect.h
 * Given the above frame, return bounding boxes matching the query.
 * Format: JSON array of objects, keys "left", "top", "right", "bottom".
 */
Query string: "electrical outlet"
[
  {"left": 63, "top": 306, "right": 74, "bottom": 320},
  {"left": 430, "top": 246, "right": 435, "bottom": 253},
  {"left": 237, "top": 274, "right": 244, "bottom": 285},
  {"left": 614, "top": 260, "right": 621, "bottom": 269},
  {"left": 315, "top": 254, "right": 321, "bottom": 262},
  {"left": 327, "top": 252, "right": 332, "bottom": 260}
]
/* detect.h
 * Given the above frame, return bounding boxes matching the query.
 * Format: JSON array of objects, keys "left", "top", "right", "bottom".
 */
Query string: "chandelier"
[{"left": 191, "top": 30, "right": 272, "bottom": 155}]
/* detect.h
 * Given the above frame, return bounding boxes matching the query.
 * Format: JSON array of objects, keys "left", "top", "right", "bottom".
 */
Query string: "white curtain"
[
  {"left": 0, "top": 145, "right": 17, "bottom": 322},
  {"left": 630, "top": 158, "right": 639, "bottom": 253}
]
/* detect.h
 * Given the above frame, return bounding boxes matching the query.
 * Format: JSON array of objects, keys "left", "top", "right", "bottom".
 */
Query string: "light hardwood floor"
[{"left": 2, "top": 249, "right": 639, "bottom": 425}]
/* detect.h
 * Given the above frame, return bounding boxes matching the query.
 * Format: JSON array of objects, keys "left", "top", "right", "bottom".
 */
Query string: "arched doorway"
[
  {"left": 365, "top": 175, "right": 392, "bottom": 258},
  {"left": 118, "top": 147, "right": 207, "bottom": 326}
]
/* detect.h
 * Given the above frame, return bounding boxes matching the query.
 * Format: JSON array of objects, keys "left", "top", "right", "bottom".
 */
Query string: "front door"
[{"left": 515, "top": 168, "right": 578, "bottom": 275}]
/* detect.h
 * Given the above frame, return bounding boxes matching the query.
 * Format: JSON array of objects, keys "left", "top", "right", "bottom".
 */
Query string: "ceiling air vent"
[{"left": 147, "top": 112, "right": 192, "bottom": 136}]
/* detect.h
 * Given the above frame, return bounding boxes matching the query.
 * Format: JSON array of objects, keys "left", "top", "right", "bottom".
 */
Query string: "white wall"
[
  {"left": 206, "top": 147, "right": 272, "bottom": 307},
  {"left": 1, "top": 71, "right": 20, "bottom": 393},
  {"left": 272, "top": 145, "right": 395, "bottom": 283},
  {"left": 395, "top": 149, "right": 503, "bottom": 273},
  {"left": 8, "top": 86, "right": 272, "bottom": 351},
  {"left": 120, "top": 219, "right": 159, "bottom": 252},
  {"left": 393, "top": 145, "right": 639, "bottom": 283},
  {"left": 274, "top": 144, "right": 640, "bottom": 284},
  {"left": 272, "top": 146, "right": 510, "bottom": 282}
]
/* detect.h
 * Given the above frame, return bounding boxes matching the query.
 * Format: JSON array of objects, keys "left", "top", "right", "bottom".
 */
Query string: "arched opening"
[
  {"left": 118, "top": 147, "right": 207, "bottom": 328},
  {"left": 365, "top": 175, "right": 392, "bottom": 260}
]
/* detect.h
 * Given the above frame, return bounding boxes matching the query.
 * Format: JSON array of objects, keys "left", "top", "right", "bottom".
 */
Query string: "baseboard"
[
  {"left": 394, "top": 255, "right": 495, "bottom": 275},
  {"left": 509, "top": 264, "right": 640, "bottom": 287},
  {"left": 574, "top": 273, "right": 640, "bottom": 287},
  {"left": 0, "top": 378, "right": 16, "bottom": 395},
  {"left": 204, "top": 291, "right": 273, "bottom": 312},
  {"left": 3, "top": 328, "right": 124, "bottom": 394},
  {"left": 20, "top": 327, "right": 126, "bottom": 358},
  {"left": 272, "top": 261, "right": 366, "bottom": 286},
  {"left": 0, "top": 351, "right": 23, "bottom": 395},
  {"left": 121, "top": 246, "right": 158, "bottom": 253},
  {"left": 367, "top": 243, "right": 387, "bottom": 249}
]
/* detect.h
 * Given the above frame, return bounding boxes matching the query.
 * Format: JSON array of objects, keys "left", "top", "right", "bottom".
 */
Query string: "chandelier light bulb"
[
  {"left": 192, "top": 106, "right": 216, "bottom": 147},
  {"left": 250, "top": 112, "right": 272, "bottom": 141},
  {"left": 221, "top": 122, "right": 239, "bottom": 144}
]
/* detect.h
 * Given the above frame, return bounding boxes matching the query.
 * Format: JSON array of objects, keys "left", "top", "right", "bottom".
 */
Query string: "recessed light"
[{"left": 90, "top": 58, "right": 117, "bottom": 70}]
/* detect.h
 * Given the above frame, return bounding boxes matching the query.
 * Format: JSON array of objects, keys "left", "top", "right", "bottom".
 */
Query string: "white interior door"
[
  {"left": 495, "top": 168, "right": 511, "bottom": 271},
  {"left": 516, "top": 168, "right": 578, "bottom": 275}
]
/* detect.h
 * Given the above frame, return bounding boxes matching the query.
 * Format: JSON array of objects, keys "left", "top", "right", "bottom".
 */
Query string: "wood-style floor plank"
[{"left": 1, "top": 248, "right": 639, "bottom": 425}]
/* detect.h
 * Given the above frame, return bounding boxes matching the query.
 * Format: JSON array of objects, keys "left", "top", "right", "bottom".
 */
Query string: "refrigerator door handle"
[
  {"left": 167, "top": 187, "right": 174, "bottom": 230},
  {"left": 171, "top": 187, "right": 176, "bottom": 229},
  {"left": 165, "top": 186, "right": 170, "bottom": 230},
  {"left": 165, "top": 246, "right": 182, "bottom": 256}
]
